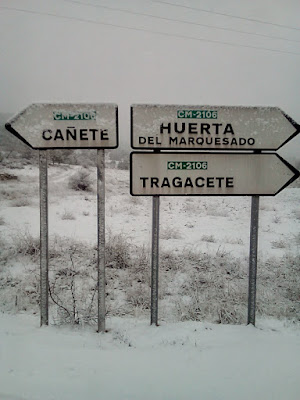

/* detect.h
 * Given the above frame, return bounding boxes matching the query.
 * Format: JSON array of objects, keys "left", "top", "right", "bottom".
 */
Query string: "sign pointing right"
[
  {"left": 131, "top": 105, "right": 300, "bottom": 151},
  {"left": 130, "top": 152, "right": 300, "bottom": 196}
]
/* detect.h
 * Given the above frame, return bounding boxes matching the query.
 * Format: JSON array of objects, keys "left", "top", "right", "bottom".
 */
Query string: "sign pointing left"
[{"left": 5, "top": 103, "right": 118, "bottom": 149}]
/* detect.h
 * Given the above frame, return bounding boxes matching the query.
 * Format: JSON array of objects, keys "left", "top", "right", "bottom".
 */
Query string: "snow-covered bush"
[
  {"left": 271, "top": 239, "right": 287, "bottom": 249},
  {"left": 0, "top": 172, "right": 18, "bottom": 181},
  {"left": 126, "top": 283, "right": 150, "bottom": 310},
  {"left": 68, "top": 168, "right": 93, "bottom": 192},
  {"left": 49, "top": 246, "right": 97, "bottom": 325},
  {"left": 201, "top": 234, "right": 216, "bottom": 243},
  {"left": 171, "top": 249, "right": 248, "bottom": 324},
  {"left": 117, "top": 158, "right": 129, "bottom": 170},
  {"left": 294, "top": 209, "right": 300, "bottom": 220},
  {"left": 14, "top": 231, "right": 40, "bottom": 258},
  {"left": 105, "top": 233, "right": 131, "bottom": 270},
  {"left": 11, "top": 197, "right": 32, "bottom": 207},
  {"left": 160, "top": 226, "right": 182, "bottom": 240},
  {"left": 1, "top": 228, "right": 299, "bottom": 325},
  {"left": 61, "top": 210, "right": 76, "bottom": 220}
]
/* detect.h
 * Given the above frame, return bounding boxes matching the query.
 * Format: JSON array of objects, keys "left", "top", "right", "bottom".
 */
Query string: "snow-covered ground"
[
  {"left": 1, "top": 313, "right": 300, "bottom": 400},
  {"left": 1, "top": 164, "right": 299, "bottom": 259},
  {"left": 0, "top": 163, "right": 299, "bottom": 399}
]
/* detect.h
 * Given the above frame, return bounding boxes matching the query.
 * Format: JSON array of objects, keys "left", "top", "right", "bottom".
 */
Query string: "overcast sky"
[{"left": 1, "top": 0, "right": 299, "bottom": 158}]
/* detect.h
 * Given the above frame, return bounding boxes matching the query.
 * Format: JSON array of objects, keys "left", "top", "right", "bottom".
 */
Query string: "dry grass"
[
  {"left": 61, "top": 210, "right": 76, "bottom": 220},
  {"left": 1, "top": 224, "right": 299, "bottom": 325}
]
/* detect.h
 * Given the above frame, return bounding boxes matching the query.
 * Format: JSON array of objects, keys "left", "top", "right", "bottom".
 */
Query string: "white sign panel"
[
  {"left": 131, "top": 104, "right": 299, "bottom": 151},
  {"left": 130, "top": 152, "right": 299, "bottom": 196},
  {"left": 5, "top": 103, "right": 118, "bottom": 149}
]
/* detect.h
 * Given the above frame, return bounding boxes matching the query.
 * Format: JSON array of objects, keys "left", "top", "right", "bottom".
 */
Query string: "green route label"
[
  {"left": 53, "top": 111, "right": 96, "bottom": 121},
  {"left": 177, "top": 110, "right": 218, "bottom": 119},
  {"left": 167, "top": 161, "right": 208, "bottom": 170}
]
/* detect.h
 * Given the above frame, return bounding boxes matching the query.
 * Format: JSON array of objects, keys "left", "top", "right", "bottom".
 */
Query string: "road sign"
[
  {"left": 5, "top": 103, "right": 118, "bottom": 149},
  {"left": 131, "top": 104, "right": 299, "bottom": 151},
  {"left": 130, "top": 152, "right": 299, "bottom": 196}
]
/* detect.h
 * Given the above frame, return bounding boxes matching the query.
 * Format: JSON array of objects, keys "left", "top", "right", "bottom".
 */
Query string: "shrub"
[
  {"left": 271, "top": 240, "right": 287, "bottom": 249},
  {"left": 105, "top": 233, "right": 131, "bottom": 269},
  {"left": 1, "top": 226, "right": 299, "bottom": 325},
  {"left": 160, "top": 250, "right": 182, "bottom": 272},
  {"left": 294, "top": 233, "right": 300, "bottom": 245},
  {"left": 14, "top": 231, "right": 40, "bottom": 258},
  {"left": 11, "top": 198, "right": 32, "bottom": 207},
  {"left": 50, "top": 251, "right": 97, "bottom": 325},
  {"left": 126, "top": 283, "right": 150, "bottom": 309},
  {"left": 201, "top": 234, "right": 216, "bottom": 243},
  {"left": 0, "top": 173, "right": 18, "bottom": 181},
  {"left": 160, "top": 227, "right": 182, "bottom": 240},
  {"left": 117, "top": 158, "right": 129, "bottom": 170},
  {"left": 294, "top": 209, "right": 300, "bottom": 220},
  {"left": 206, "top": 205, "right": 228, "bottom": 217},
  {"left": 61, "top": 210, "right": 76, "bottom": 220},
  {"left": 68, "top": 169, "right": 93, "bottom": 192},
  {"left": 224, "top": 237, "right": 244, "bottom": 245}
]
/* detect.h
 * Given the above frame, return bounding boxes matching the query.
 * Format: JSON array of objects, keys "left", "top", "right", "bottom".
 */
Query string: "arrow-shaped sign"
[
  {"left": 5, "top": 103, "right": 118, "bottom": 149},
  {"left": 131, "top": 105, "right": 299, "bottom": 151},
  {"left": 130, "top": 152, "right": 299, "bottom": 196}
]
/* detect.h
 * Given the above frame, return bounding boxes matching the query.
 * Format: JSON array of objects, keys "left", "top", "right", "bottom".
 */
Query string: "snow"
[
  {"left": 0, "top": 163, "right": 299, "bottom": 399},
  {"left": 1, "top": 313, "right": 300, "bottom": 400},
  {"left": 2, "top": 164, "right": 298, "bottom": 258}
]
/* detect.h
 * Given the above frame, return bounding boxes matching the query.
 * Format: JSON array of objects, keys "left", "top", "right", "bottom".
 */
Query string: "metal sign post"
[
  {"left": 39, "top": 150, "right": 49, "bottom": 326},
  {"left": 151, "top": 195, "right": 160, "bottom": 326},
  {"left": 6, "top": 103, "right": 119, "bottom": 332},
  {"left": 130, "top": 103, "right": 300, "bottom": 327},
  {"left": 248, "top": 195, "right": 260, "bottom": 325},
  {"left": 97, "top": 149, "right": 106, "bottom": 332}
]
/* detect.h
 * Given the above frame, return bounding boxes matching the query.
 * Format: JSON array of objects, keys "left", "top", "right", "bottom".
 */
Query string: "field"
[{"left": 0, "top": 160, "right": 299, "bottom": 399}]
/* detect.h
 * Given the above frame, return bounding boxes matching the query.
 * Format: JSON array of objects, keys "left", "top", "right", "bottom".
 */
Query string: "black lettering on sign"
[
  {"left": 184, "top": 177, "right": 193, "bottom": 188},
  {"left": 195, "top": 177, "right": 204, "bottom": 187},
  {"left": 66, "top": 127, "right": 76, "bottom": 140},
  {"left": 189, "top": 123, "right": 197, "bottom": 134},
  {"left": 151, "top": 177, "right": 159, "bottom": 187},
  {"left": 207, "top": 177, "right": 214, "bottom": 187},
  {"left": 212, "top": 123, "right": 222, "bottom": 134},
  {"left": 215, "top": 177, "right": 224, "bottom": 188},
  {"left": 161, "top": 177, "right": 170, "bottom": 187},
  {"left": 80, "top": 129, "right": 88, "bottom": 140},
  {"left": 173, "top": 177, "right": 182, "bottom": 187},
  {"left": 140, "top": 177, "right": 148, "bottom": 187},
  {"left": 54, "top": 129, "right": 64, "bottom": 140},
  {"left": 160, "top": 123, "right": 171, "bottom": 134},
  {"left": 100, "top": 129, "right": 109, "bottom": 140},
  {"left": 226, "top": 177, "right": 234, "bottom": 187},
  {"left": 42, "top": 130, "right": 52, "bottom": 140},
  {"left": 174, "top": 123, "right": 185, "bottom": 134},
  {"left": 139, "top": 176, "right": 235, "bottom": 189},
  {"left": 224, "top": 124, "right": 234, "bottom": 134},
  {"left": 201, "top": 124, "right": 210, "bottom": 134},
  {"left": 90, "top": 129, "right": 97, "bottom": 140}
]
